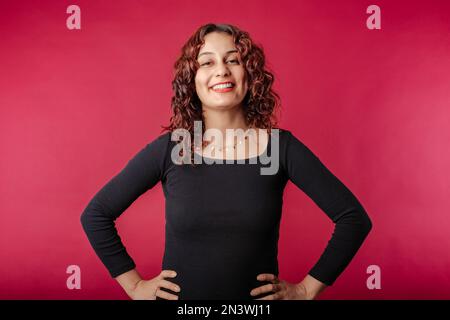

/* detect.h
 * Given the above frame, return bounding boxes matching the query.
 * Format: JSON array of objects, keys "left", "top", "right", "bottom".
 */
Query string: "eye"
[
  {"left": 227, "top": 59, "right": 239, "bottom": 64},
  {"left": 200, "top": 61, "right": 211, "bottom": 66}
]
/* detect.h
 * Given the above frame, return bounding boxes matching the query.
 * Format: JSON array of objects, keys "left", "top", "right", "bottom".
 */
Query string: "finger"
[
  {"left": 255, "top": 292, "right": 282, "bottom": 300},
  {"left": 257, "top": 274, "right": 277, "bottom": 282},
  {"left": 160, "top": 270, "right": 177, "bottom": 278},
  {"left": 250, "top": 283, "right": 280, "bottom": 296},
  {"left": 156, "top": 288, "right": 179, "bottom": 300},
  {"left": 158, "top": 279, "right": 181, "bottom": 293}
]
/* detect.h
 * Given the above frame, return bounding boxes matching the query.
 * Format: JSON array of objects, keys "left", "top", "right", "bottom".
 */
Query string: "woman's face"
[{"left": 195, "top": 32, "right": 248, "bottom": 111}]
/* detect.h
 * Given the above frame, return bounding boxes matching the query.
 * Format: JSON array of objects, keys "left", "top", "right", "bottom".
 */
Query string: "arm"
[
  {"left": 80, "top": 133, "right": 169, "bottom": 278},
  {"left": 284, "top": 130, "right": 372, "bottom": 289}
]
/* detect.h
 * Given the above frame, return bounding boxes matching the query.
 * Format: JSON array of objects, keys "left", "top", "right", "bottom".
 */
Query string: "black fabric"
[{"left": 80, "top": 128, "right": 372, "bottom": 299}]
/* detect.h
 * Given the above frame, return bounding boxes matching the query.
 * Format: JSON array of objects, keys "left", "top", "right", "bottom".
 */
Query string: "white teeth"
[{"left": 212, "top": 83, "right": 234, "bottom": 90}]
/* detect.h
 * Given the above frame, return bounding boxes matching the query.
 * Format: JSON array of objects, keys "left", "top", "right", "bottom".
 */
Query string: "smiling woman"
[
  {"left": 80, "top": 23, "right": 372, "bottom": 300},
  {"left": 195, "top": 33, "right": 248, "bottom": 110},
  {"left": 165, "top": 23, "right": 281, "bottom": 163}
]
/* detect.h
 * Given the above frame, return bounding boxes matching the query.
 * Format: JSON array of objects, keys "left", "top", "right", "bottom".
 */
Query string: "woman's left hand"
[{"left": 250, "top": 273, "right": 309, "bottom": 300}]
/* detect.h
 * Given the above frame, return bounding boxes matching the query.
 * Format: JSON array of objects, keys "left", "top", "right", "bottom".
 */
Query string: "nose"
[{"left": 215, "top": 60, "right": 231, "bottom": 77}]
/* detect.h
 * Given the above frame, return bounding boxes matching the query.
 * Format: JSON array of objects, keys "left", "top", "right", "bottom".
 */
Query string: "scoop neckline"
[{"left": 193, "top": 130, "right": 271, "bottom": 162}]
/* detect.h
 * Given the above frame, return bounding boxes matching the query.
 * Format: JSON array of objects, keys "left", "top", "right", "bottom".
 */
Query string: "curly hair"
[{"left": 162, "top": 23, "right": 281, "bottom": 162}]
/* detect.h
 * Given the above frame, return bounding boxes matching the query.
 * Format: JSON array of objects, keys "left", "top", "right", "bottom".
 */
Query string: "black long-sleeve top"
[{"left": 80, "top": 128, "right": 372, "bottom": 299}]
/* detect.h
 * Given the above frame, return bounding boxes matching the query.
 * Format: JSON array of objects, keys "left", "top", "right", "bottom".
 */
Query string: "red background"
[{"left": 1, "top": 0, "right": 449, "bottom": 299}]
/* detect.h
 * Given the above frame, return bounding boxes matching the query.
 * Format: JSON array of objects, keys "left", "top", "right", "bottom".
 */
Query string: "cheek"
[
  {"left": 237, "top": 69, "right": 247, "bottom": 90},
  {"left": 195, "top": 75, "right": 211, "bottom": 103},
  {"left": 194, "top": 76, "right": 204, "bottom": 95},
  {"left": 195, "top": 73, "right": 209, "bottom": 91},
  {"left": 239, "top": 74, "right": 248, "bottom": 93},
  {"left": 194, "top": 74, "right": 200, "bottom": 88}
]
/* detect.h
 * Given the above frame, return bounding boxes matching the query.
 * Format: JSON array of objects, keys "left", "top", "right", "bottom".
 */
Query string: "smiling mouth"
[{"left": 210, "top": 82, "right": 235, "bottom": 93}]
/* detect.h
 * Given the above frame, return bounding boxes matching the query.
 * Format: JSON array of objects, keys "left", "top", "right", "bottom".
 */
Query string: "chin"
[{"left": 204, "top": 102, "right": 240, "bottom": 110}]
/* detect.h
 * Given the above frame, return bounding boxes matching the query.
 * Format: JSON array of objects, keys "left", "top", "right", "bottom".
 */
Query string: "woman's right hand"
[{"left": 129, "top": 270, "right": 181, "bottom": 300}]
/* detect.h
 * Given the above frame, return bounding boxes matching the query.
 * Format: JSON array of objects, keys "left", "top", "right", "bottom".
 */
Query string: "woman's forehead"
[{"left": 199, "top": 32, "right": 236, "bottom": 54}]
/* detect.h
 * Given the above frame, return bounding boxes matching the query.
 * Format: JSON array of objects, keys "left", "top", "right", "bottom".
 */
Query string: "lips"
[{"left": 210, "top": 81, "right": 235, "bottom": 93}]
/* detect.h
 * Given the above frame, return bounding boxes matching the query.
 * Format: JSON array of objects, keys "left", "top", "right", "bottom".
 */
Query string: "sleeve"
[
  {"left": 80, "top": 132, "right": 170, "bottom": 278},
  {"left": 283, "top": 130, "right": 372, "bottom": 286}
]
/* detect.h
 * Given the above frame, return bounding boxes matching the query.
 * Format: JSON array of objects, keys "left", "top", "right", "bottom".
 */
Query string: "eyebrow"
[{"left": 198, "top": 49, "right": 238, "bottom": 58}]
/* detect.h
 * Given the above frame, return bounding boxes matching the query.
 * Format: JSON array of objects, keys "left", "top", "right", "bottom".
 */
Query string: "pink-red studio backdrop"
[{"left": 1, "top": 0, "right": 449, "bottom": 299}]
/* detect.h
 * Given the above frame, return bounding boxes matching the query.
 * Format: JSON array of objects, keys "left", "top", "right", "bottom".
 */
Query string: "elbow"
[
  {"left": 360, "top": 210, "right": 373, "bottom": 237},
  {"left": 80, "top": 198, "right": 115, "bottom": 233},
  {"left": 80, "top": 200, "right": 98, "bottom": 232},
  {"left": 80, "top": 207, "right": 90, "bottom": 232}
]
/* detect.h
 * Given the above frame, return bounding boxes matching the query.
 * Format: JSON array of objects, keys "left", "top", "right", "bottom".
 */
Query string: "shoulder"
[
  {"left": 270, "top": 127, "right": 319, "bottom": 169},
  {"left": 268, "top": 127, "right": 294, "bottom": 148},
  {"left": 274, "top": 127, "right": 292, "bottom": 138},
  {"left": 123, "top": 131, "right": 175, "bottom": 181},
  {"left": 148, "top": 131, "right": 172, "bottom": 146},
  {"left": 142, "top": 131, "right": 175, "bottom": 156},
  {"left": 270, "top": 127, "right": 311, "bottom": 150},
  {"left": 132, "top": 131, "right": 173, "bottom": 168},
  {"left": 268, "top": 127, "right": 293, "bottom": 138}
]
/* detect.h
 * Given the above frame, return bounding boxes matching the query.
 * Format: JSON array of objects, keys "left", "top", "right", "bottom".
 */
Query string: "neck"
[{"left": 202, "top": 104, "right": 249, "bottom": 135}]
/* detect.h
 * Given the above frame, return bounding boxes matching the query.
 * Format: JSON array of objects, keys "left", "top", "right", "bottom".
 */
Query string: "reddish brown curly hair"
[
  {"left": 163, "top": 23, "right": 280, "bottom": 132},
  {"left": 162, "top": 23, "right": 281, "bottom": 161}
]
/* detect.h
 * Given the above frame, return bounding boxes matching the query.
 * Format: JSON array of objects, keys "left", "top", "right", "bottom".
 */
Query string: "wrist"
[
  {"left": 128, "top": 279, "right": 142, "bottom": 294},
  {"left": 298, "top": 274, "right": 327, "bottom": 300},
  {"left": 115, "top": 269, "right": 143, "bottom": 299},
  {"left": 296, "top": 281, "right": 315, "bottom": 300},
  {"left": 126, "top": 279, "right": 141, "bottom": 299}
]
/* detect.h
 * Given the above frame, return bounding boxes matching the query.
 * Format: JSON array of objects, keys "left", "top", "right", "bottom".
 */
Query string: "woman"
[{"left": 80, "top": 23, "right": 372, "bottom": 300}]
